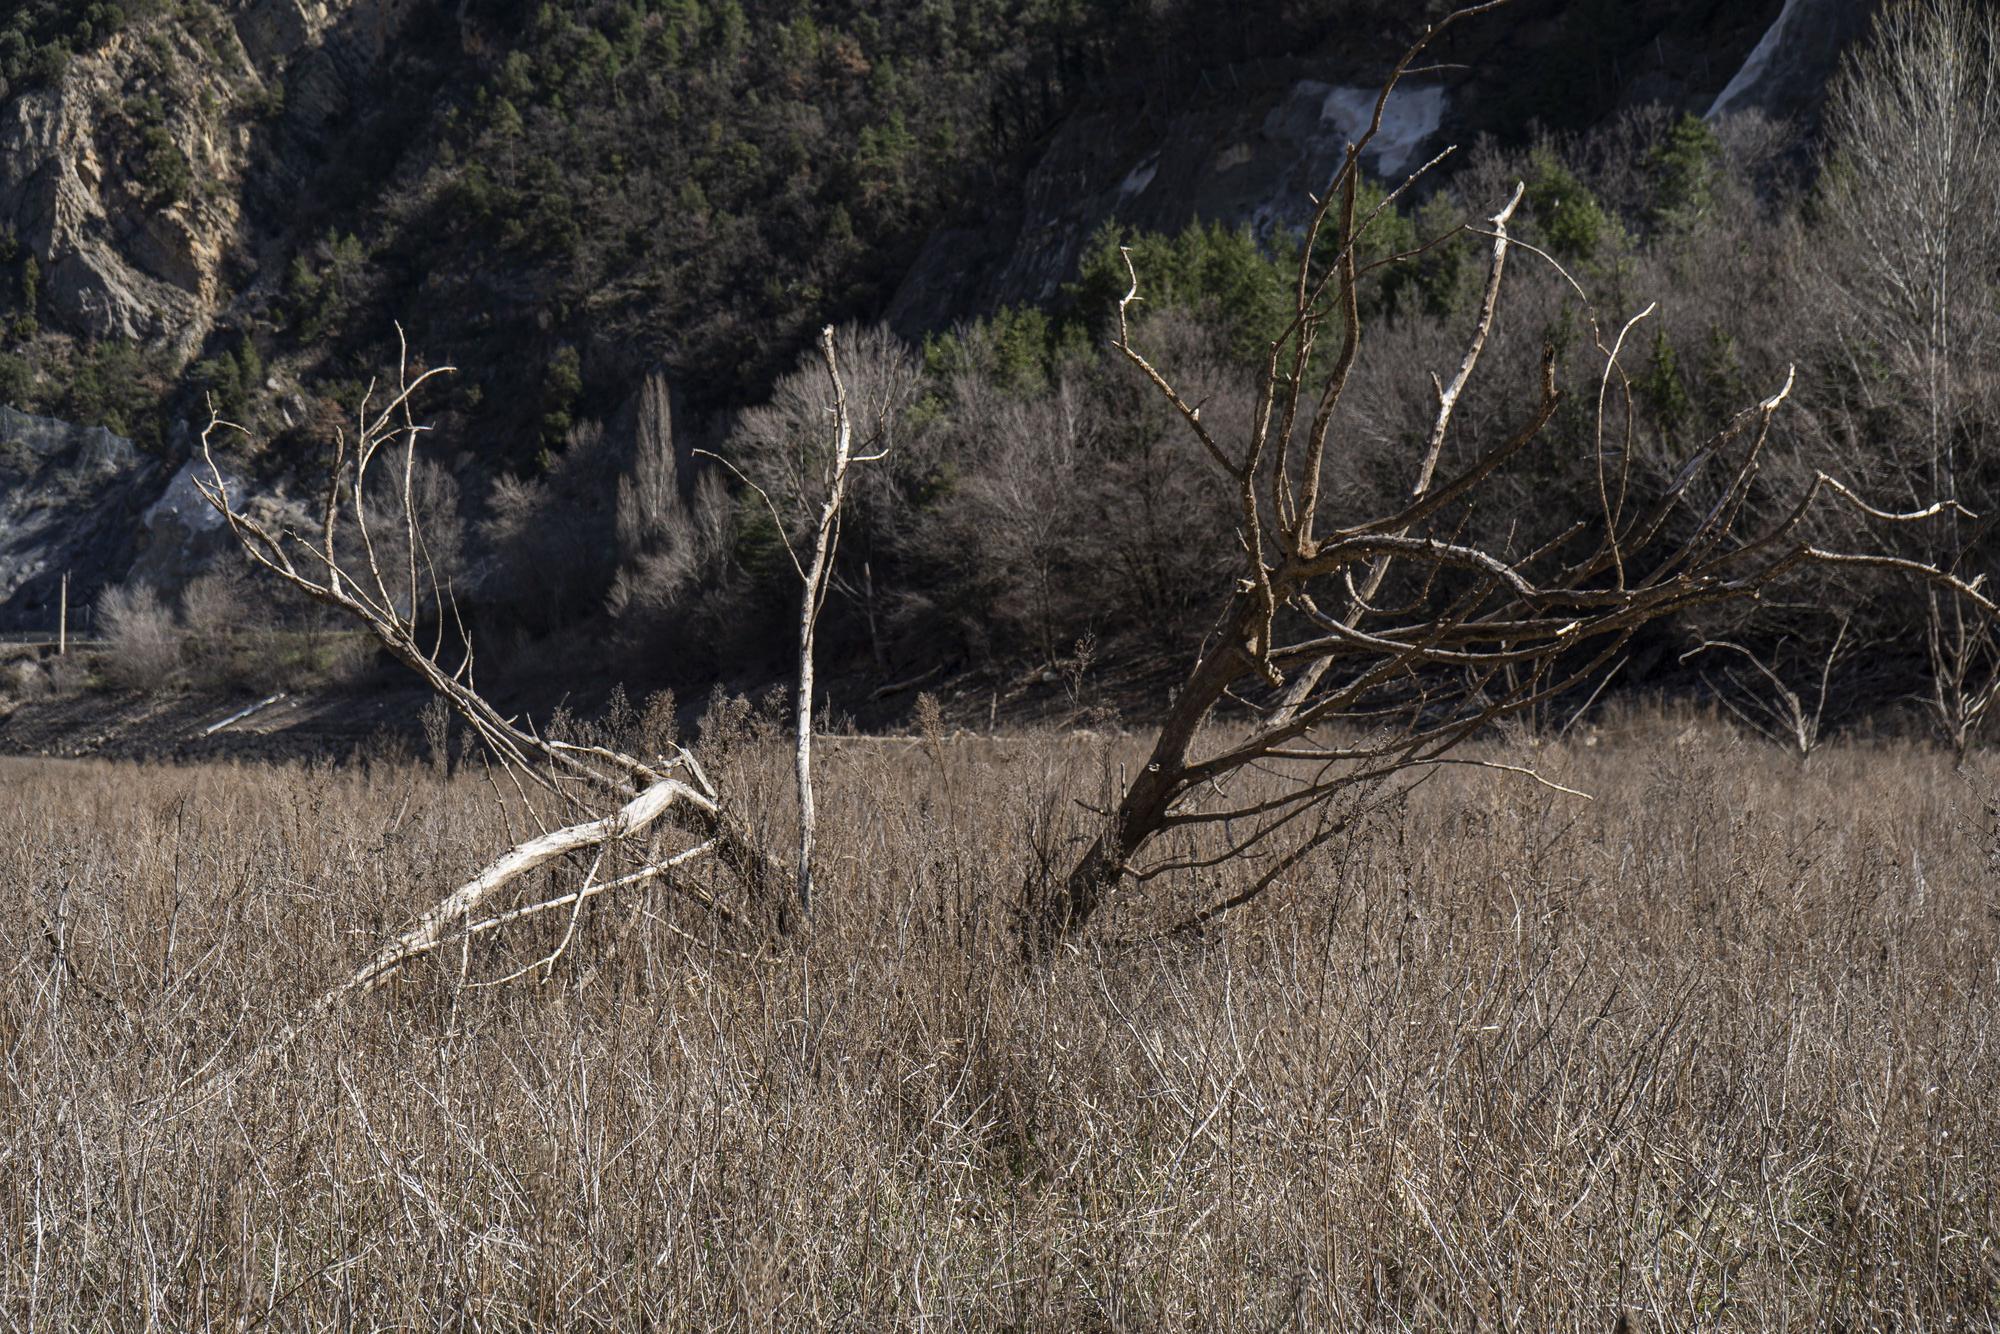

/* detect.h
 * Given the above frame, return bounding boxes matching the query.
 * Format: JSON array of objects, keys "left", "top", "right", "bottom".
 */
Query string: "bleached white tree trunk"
[{"left": 792, "top": 326, "right": 861, "bottom": 919}]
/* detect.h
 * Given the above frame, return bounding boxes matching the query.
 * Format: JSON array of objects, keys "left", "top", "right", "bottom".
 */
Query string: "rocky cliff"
[
  {"left": 0, "top": 405, "right": 155, "bottom": 633},
  {"left": 0, "top": 23, "right": 244, "bottom": 357},
  {"left": 0, "top": 0, "right": 417, "bottom": 361}
]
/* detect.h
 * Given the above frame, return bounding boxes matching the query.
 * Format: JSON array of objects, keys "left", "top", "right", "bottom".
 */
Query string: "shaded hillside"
[
  {"left": 14, "top": 0, "right": 1968, "bottom": 738},
  {"left": 890, "top": 0, "right": 1880, "bottom": 329},
  {"left": 0, "top": 1, "right": 1871, "bottom": 461}
]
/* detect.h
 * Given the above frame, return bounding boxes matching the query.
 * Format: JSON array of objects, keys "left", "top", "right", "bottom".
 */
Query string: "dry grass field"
[{"left": 2, "top": 712, "right": 1997, "bottom": 1330}]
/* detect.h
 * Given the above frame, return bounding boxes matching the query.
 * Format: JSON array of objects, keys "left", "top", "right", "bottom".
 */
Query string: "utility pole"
[{"left": 57, "top": 572, "right": 67, "bottom": 655}]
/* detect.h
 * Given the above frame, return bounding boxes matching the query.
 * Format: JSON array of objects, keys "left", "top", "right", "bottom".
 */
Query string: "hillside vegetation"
[
  {"left": 0, "top": 0, "right": 1437, "bottom": 450},
  {"left": 5, "top": 0, "right": 1996, "bottom": 749}
]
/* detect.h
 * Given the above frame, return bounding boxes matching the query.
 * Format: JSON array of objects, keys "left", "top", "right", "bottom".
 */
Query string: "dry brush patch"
[{"left": 1, "top": 724, "right": 1997, "bottom": 1329}]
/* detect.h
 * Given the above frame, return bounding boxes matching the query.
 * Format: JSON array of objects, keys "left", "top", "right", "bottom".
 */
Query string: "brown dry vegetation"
[{"left": 2, "top": 714, "right": 1998, "bottom": 1329}]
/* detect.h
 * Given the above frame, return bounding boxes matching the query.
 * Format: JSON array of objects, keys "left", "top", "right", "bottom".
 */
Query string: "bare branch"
[{"left": 221, "top": 772, "right": 723, "bottom": 1085}]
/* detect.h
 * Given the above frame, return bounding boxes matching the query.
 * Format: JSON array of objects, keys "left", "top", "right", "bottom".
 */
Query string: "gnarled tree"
[{"left": 1032, "top": 2, "right": 1995, "bottom": 952}]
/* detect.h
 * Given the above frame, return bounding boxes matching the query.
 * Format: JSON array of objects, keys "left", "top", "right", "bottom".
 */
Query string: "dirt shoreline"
[{"left": 0, "top": 680, "right": 438, "bottom": 765}]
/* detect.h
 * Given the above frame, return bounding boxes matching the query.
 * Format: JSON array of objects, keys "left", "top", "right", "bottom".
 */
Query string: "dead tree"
[
  {"left": 696, "top": 328, "right": 900, "bottom": 924},
  {"left": 788, "top": 329, "right": 893, "bottom": 917},
  {"left": 698, "top": 326, "right": 890, "bottom": 920},
  {"left": 1032, "top": 4, "right": 1995, "bottom": 952},
  {"left": 195, "top": 332, "right": 791, "bottom": 1070}
]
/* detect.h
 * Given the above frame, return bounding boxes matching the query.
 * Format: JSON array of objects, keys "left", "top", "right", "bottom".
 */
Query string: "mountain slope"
[{"left": 0, "top": 0, "right": 1881, "bottom": 639}]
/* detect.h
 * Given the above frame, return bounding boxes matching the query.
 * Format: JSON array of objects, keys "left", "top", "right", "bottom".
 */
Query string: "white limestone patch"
[
  {"left": 1708, "top": 0, "right": 1803, "bottom": 119},
  {"left": 1317, "top": 83, "right": 1447, "bottom": 177},
  {"left": 1118, "top": 154, "right": 1159, "bottom": 201}
]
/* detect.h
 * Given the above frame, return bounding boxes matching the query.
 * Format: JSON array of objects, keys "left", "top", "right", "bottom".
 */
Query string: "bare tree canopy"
[
  {"left": 1029, "top": 2, "right": 1997, "bottom": 952},
  {"left": 1814, "top": 0, "right": 2000, "bottom": 753}
]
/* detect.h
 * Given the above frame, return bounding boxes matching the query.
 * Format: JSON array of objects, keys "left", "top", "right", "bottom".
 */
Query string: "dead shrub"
[
  {"left": 2, "top": 657, "right": 42, "bottom": 700},
  {"left": 96, "top": 580, "right": 181, "bottom": 690},
  {"left": 178, "top": 563, "right": 260, "bottom": 689}
]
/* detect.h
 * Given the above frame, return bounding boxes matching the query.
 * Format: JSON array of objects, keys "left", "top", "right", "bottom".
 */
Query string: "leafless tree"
[
  {"left": 1030, "top": 1, "right": 1993, "bottom": 953},
  {"left": 1815, "top": 0, "right": 2000, "bottom": 755},
  {"left": 615, "top": 371, "right": 684, "bottom": 567},
  {"left": 958, "top": 377, "right": 1090, "bottom": 665},
  {"left": 97, "top": 581, "right": 182, "bottom": 691},
  {"left": 706, "top": 325, "right": 906, "bottom": 918},
  {"left": 195, "top": 334, "right": 796, "bottom": 1073},
  {"left": 177, "top": 560, "right": 264, "bottom": 688},
  {"left": 606, "top": 370, "right": 734, "bottom": 623}
]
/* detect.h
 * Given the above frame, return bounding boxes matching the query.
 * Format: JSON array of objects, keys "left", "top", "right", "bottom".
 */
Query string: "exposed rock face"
[
  {"left": 0, "top": 0, "right": 416, "bottom": 360},
  {"left": 0, "top": 408, "right": 156, "bottom": 632},
  {"left": 235, "top": 0, "right": 348, "bottom": 67},
  {"left": 0, "top": 28, "right": 248, "bottom": 359},
  {"left": 1705, "top": 0, "right": 1880, "bottom": 126},
  {"left": 0, "top": 405, "right": 318, "bottom": 629},
  {"left": 126, "top": 458, "right": 238, "bottom": 593},
  {"left": 0, "top": 1, "right": 417, "bottom": 629},
  {"left": 234, "top": 0, "right": 418, "bottom": 71},
  {"left": 120, "top": 453, "right": 314, "bottom": 597}
]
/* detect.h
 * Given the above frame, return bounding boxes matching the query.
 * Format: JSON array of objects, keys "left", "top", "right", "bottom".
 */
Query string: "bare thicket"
[
  {"left": 1033, "top": 3, "right": 1995, "bottom": 950},
  {"left": 904, "top": 311, "right": 1247, "bottom": 661},
  {"left": 723, "top": 322, "right": 926, "bottom": 670},
  {"left": 175, "top": 561, "right": 266, "bottom": 689},
  {"left": 373, "top": 454, "right": 466, "bottom": 613},
  {"left": 177, "top": 563, "right": 250, "bottom": 650},
  {"left": 939, "top": 375, "right": 1088, "bottom": 666},
  {"left": 5, "top": 729, "right": 1996, "bottom": 1326},
  {"left": 1815, "top": 0, "right": 2000, "bottom": 755}
]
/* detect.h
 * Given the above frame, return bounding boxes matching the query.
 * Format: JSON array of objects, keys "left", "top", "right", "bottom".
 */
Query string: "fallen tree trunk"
[{"left": 218, "top": 773, "right": 721, "bottom": 1087}]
